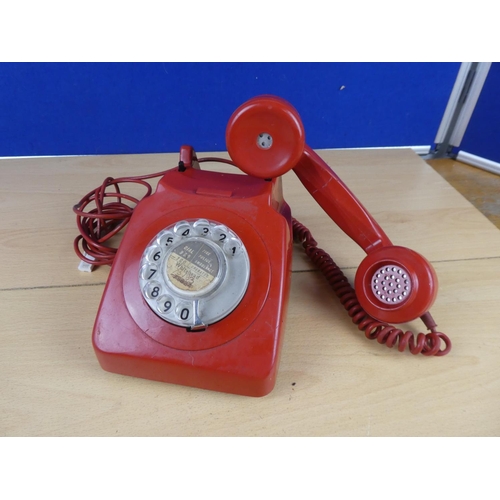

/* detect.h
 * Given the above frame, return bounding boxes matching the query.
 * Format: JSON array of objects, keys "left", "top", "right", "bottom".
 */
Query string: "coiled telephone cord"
[
  {"left": 73, "top": 158, "right": 451, "bottom": 356},
  {"left": 292, "top": 219, "right": 451, "bottom": 356}
]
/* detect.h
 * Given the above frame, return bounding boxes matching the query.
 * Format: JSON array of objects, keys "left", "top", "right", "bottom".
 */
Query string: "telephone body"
[
  {"left": 93, "top": 160, "right": 293, "bottom": 396},
  {"left": 87, "top": 95, "right": 447, "bottom": 397}
]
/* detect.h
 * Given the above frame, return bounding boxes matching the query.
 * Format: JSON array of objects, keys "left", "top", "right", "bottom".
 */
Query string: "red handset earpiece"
[
  {"left": 226, "top": 95, "right": 438, "bottom": 324},
  {"left": 226, "top": 95, "right": 305, "bottom": 178}
]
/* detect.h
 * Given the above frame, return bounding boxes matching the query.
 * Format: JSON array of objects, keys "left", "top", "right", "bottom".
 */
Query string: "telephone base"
[
  {"left": 91, "top": 167, "right": 293, "bottom": 397},
  {"left": 93, "top": 321, "right": 286, "bottom": 397}
]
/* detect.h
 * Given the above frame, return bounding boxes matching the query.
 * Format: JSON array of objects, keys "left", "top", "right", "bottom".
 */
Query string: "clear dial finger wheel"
[{"left": 139, "top": 219, "right": 250, "bottom": 330}]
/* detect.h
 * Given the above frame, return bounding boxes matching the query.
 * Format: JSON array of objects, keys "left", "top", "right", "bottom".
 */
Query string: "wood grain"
[
  {"left": 1, "top": 149, "right": 499, "bottom": 436},
  {"left": 427, "top": 158, "right": 500, "bottom": 230}
]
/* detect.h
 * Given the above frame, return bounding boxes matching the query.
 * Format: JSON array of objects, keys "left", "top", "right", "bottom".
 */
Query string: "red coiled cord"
[{"left": 292, "top": 218, "right": 451, "bottom": 356}]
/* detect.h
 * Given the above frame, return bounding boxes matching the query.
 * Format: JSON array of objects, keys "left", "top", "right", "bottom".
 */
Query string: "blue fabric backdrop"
[{"left": 0, "top": 62, "right": 460, "bottom": 157}]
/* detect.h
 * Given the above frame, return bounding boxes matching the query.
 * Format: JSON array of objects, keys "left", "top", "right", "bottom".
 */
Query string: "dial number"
[
  {"left": 176, "top": 303, "right": 192, "bottom": 321},
  {"left": 193, "top": 219, "right": 211, "bottom": 237},
  {"left": 223, "top": 237, "right": 241, "bottom": 256},
  {"left": 141, "top": 264, "right": 158, "bottom": 280},
  {"left": 145, "top": 281, "right": 162, "bottom": 299},
  {"left": 147, "top": 246, "right": 163, "bottom": 263},
  {"left": 174, "top": 221, "right": 191, "bottom": 238},
  {"left": 156, "top": 295, "right": 174, "bottom": 315},
  {"left": 212, "top": 225, "right": 229, "bottom": 244},
  {"left": 158, "top": 232, "right": 175, "bottom": 247}
]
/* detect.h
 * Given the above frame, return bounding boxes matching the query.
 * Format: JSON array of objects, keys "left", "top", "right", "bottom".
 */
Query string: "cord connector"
[{"left": 78, "top": 251, "right": 95, "bottom": 272}]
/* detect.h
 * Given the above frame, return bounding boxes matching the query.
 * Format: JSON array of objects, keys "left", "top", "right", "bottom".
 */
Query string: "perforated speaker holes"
[{"left": 371, "top": 265, "right": 412, "bottom": 305}]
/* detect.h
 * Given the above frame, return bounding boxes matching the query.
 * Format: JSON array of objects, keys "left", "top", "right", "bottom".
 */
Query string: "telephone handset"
[
  {"left": 74, "top": 95, "right": 450, "bottom": 397},
  {"left": 226, "top": 95, "right": 439, "bottom": 325}
]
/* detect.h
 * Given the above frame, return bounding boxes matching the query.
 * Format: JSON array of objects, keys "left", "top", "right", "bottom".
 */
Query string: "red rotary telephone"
[{"left": 74, "top": 95, "right": 451, "bottom": 397}]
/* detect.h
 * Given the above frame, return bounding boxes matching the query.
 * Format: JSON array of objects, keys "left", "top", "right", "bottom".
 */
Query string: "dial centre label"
[{"left": 166, "top": 241, "right": 220, "bottom": 292}]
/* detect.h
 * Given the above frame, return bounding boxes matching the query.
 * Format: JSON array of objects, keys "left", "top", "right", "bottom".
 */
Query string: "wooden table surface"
[{"left": 1, "top": 148, "right": 499, "bottom": 436}]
